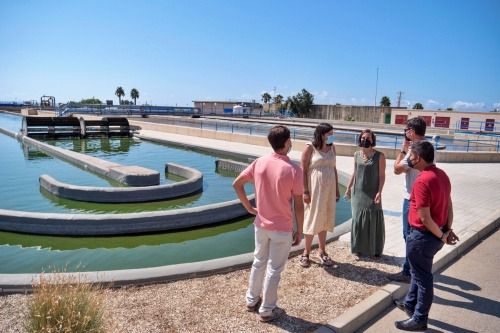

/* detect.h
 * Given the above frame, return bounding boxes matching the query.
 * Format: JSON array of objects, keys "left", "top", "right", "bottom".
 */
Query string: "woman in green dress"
[{"left": 345, "top": 129, "right": 386, "bottom": 257}]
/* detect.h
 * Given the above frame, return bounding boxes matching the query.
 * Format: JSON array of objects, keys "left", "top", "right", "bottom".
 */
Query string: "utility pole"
[
  {"left": 374, "top": 67, "right": 379, "bottom": 123},
  {"left": 396, "top": 91, "right": 403, "bottom": 107}
]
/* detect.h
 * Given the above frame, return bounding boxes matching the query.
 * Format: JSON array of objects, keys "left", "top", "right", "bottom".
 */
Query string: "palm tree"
[
  {"left": 273, "top": 94, "right": 284, "bottom": 111},
  {"left": 413, "top": 102, "right": 424, "bottom": 109},
  {"left": 115, "top": 86, "right": 125, "bottom": 105},
  {"left": 380, "top": 96, "right": 391, "bottom": 107},
  {"left": 130, "top": 88, "right": 139, "bottom": 105},
  {"left": 261, "top": 92, "right": 272, "bottom": 104}
]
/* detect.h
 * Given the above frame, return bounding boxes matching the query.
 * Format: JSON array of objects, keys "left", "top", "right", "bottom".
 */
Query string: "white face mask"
[{"left": 326, "top": 135, "right": 334, "bottom": 145}]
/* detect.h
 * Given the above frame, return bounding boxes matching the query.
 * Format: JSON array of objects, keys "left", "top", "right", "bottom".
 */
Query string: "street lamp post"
[{"left": 374, "top": 67, "right": 379, "bottom": 123}]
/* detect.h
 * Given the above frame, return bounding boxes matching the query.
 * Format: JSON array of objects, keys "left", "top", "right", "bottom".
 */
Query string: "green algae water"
[{"left": 0, "top": 112, "right": 351, "bottom": 273}]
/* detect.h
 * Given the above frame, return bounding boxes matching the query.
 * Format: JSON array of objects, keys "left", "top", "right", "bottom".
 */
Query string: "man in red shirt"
[{"left": 394, "top": 141, "right": 459, "bottom": 331}]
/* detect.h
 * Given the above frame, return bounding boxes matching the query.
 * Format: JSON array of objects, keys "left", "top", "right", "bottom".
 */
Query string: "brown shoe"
[{"left": 388, "top": 271, "right": 411, "bottom": 283}]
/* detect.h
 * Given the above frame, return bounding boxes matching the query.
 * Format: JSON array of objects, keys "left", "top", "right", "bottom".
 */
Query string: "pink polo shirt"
[{"left": 240, "top": 152, "right": 304, "bottom": 232}]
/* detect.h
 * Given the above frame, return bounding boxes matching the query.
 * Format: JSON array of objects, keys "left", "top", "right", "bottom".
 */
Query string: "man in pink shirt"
[{"left": 233, "top": 125, "right": 304, "bottom": 322}]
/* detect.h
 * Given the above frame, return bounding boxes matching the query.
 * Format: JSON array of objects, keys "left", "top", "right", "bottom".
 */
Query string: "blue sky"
[{"left": 1, "top": 0, "right": 499, "bottom": 111}]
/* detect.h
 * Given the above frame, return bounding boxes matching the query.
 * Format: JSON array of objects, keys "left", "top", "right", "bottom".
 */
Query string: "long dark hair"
[{"left": 312, "top": 123, "right": 334, "bottom": 149}]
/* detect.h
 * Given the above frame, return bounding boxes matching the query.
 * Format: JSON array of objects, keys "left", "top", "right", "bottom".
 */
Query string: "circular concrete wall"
[{"left": 39, "top": 163, "right": 203, "bottom": 203}]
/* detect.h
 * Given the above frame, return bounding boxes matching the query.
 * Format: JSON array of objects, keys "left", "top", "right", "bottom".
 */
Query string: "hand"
[
  {"left": 374, "top": 192, "right": 382, "bottom": 204},
  {"left": 345, "top": 188, "right": 351, "bottom": 199},
  {"left": 402, "top": 139, "right": 410, "bottom": 152},
  {"left": 303, "top": 193, "right": 311, "bottom": 204},
  {"left": 292, "top": 231, "right": 302, "bottom": 246},
  {"left": 336, "top": 188, "right": 340, "bottom": 202},
  {"left": 247, "top": 206, "right": 258, "bottom": 215},
  {"left": 440, "top": 230, "right": 451, "bottom": 243},
  {"left": 446, "top": 230, "right": 459, "bottom": 245}
]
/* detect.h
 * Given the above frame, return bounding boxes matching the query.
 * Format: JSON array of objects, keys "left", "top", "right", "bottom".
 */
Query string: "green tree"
[
  {"left": 80, "top": 97, "right": 102, "bottom": 104},
  {"left": 413, "top": 102, "right": 424, "bottom": 109},
  {"left": 261, "top": 92, "right": 272, "bottom": 104},
  {"left": 380, "top": 96, "right": 391, "bottom": 107},
  {"left": 130, "top": 88, "right": 139, "bottom": 105},
  {"left": 287, "top": 89, "right": 314, "bottom": 118},
  {"left": 446, "top": 107, "right": 453, "bottom": 111},
  {"left": 273, "top": 94, "right": 284, "bottom": 110},
  {"left": 115, "top": 86, "right": 125, "bottom": 104}
]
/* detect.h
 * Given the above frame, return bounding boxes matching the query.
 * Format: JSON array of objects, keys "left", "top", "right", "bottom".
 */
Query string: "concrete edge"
[
  {"left": 0, "top": 127, "right": 17, "bottom": 139},
  {"left": 39, "top": 162, "right": 203, "bottom": 203},
  {"left": 0, "top": 219, "right": 352, "bottom": 293},
  {"left": 316, "top": 210, "right": 500, "bottom": 333},
  {"left": 17, "top": 131, "right": 160, "bottom": 186}
]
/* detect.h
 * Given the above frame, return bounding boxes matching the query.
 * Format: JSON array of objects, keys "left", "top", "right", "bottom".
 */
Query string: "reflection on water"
[
  {"left": 0, "top": 217, "right": 256, "bottom": 273},
  {"left": 40, "top": 187, "right": 203, "bottom": 213},
  {"left": 46, "top": 136, "right": 139, "bottom": 155},
  {"left": 0, "top": 216, "right": 253, "bottom": 251}
]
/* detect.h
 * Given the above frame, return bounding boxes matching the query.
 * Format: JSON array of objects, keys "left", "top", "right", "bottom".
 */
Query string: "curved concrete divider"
[
  {"left": 0, "top": 194, "right": 254, "bottom": 236},
  {"left": 0, "top": 218, "right": 351, "bottom": 293},
  {"left": 39, "top": 163, "right": 203, "bottom": 203}
]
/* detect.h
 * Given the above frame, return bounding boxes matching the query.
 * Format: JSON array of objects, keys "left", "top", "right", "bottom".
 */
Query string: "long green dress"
[{"left": 351, "top": 150, "right": 385, "bottom": 256}]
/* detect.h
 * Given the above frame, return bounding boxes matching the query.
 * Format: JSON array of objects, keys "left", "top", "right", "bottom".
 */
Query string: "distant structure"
[
  {"left": 391, "top": 109, "right": 500, "bottom": 132},
  {"left": 310, "top": 104, "right": 406, "bottom": 124},
  {"left": 193, "top": 100, "right": 260, "bottom": 115}
]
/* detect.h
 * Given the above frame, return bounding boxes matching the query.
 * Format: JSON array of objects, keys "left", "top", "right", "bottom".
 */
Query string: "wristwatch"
[{"left": 400, "top": 150, "right": 407, "bottom": 155}]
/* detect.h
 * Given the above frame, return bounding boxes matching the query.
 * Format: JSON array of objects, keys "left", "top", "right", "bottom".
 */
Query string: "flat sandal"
[
  {"left": 299, "top": 254, "right": 310, "bottom": 267},
  {"left": 318, "top": 252, "right": 333, "bottom": 267}
]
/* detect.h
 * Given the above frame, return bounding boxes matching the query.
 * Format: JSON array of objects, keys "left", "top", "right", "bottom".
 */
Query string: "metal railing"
[
  {"left": 57, "top": 104, "right": 200, "bottom": 117},
  {"left": 147, "top": 117, "right": 500, "bottom": 152}
]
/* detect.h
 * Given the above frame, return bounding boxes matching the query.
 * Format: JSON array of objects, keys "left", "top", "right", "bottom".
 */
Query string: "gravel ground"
[{"left": 0, "top": 240, "right": 400, "bottom": 333}]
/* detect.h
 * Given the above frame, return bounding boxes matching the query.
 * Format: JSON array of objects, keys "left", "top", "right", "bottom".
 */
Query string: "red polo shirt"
[{"left": 409, "top": 165, "right": 451, "bottom": 230}]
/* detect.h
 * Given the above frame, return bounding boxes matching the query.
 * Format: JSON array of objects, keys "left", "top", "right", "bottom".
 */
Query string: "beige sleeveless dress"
[{"left": 303, "top": 143, "right": 337, "bottom": 235}]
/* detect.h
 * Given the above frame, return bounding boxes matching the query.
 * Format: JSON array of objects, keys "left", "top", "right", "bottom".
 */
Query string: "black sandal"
[
  {"left": 318, "top": 252, "right": 333, "bottom": 266},
  {"left": 299, "top": 254, "right": 310, "bottom": 267}
]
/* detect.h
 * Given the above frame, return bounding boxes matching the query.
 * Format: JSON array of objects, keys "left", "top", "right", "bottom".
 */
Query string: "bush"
[{"left": 25, "top": 273, "right": 106, "bottom": 333}]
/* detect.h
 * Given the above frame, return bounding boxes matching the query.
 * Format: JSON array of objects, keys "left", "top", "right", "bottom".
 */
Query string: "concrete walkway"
[
  {"left": 359, "top": 226, "right": 500, "bottom": 333},
  {"left": 135, "top": 127, "right": 500, "bottom": 332}
]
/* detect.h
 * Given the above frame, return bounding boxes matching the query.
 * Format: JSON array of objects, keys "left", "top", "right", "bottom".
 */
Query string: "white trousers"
[{"left": 246, "top": 226, "right": 293, "bottom": 316}]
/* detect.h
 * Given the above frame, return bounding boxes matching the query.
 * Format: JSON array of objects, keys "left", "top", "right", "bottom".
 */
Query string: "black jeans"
[{"left": 404, "top": 228, "right": 444, "bottom": 323}]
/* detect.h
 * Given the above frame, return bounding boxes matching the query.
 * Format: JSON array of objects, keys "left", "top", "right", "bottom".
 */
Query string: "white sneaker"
[{"left": 259, "top": 307, "right": 285, "bottom": 322}]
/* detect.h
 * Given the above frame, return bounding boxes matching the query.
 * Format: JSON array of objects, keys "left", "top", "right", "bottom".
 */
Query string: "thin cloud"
[
  {"left": 425, "top": 99, "right": 443, "bottom": 108},
  {"left": 450, "top": 100, "right": 486, "bottom": 111}
]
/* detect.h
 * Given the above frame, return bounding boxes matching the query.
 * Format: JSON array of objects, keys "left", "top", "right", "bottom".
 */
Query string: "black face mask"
[
  {"left": 408, "top": 156, "right": 418, "bottom": 168},
  {"left": 360, "top": 139, "right": 371, "bottom": 148}
]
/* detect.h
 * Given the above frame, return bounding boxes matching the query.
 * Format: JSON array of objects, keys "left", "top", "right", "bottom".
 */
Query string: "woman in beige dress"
[{"left": 300, "top": 123, "right": 340, "bottom": 267}]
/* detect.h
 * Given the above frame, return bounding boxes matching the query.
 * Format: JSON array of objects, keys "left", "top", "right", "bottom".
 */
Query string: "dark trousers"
[
  {"left": 404, "top": 228, "right": 444, "bottom": 323},
  {"left": 402, "top": 199, "right": 411, "bottom": 275}
]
